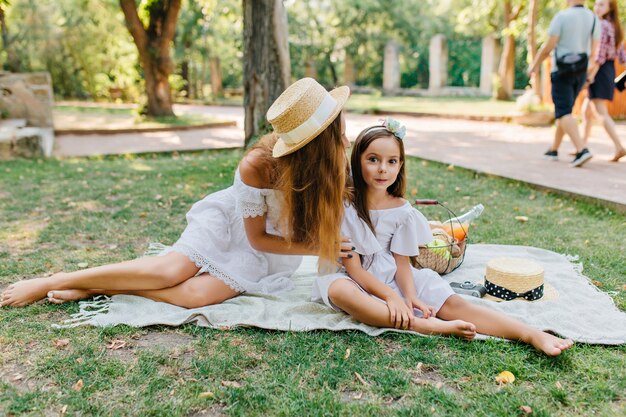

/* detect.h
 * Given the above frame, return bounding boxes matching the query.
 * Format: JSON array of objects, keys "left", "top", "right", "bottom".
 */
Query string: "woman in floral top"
[{"left": 582, "top": 0, "right": 626, "bottom": 162}]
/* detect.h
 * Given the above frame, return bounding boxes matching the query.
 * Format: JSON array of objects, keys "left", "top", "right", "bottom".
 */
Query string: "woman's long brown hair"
[
  {"left": 247, "top": 113, "right": 348, "bottom": 272},
  {"left": 350, "top": 127, "right": 406, "bottom": 235},
  {"left": 606, "top": 0, "right": 623, "bottom": 47}
]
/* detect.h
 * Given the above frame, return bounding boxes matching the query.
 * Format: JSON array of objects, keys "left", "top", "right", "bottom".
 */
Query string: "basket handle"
[{"left": 414, "top": 199, "right": 439, "bottom": 205}]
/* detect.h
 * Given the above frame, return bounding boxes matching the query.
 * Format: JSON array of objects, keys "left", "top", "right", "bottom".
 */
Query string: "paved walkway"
[{"left": 54, "top": 104, "right": 626, "bottom": 210}]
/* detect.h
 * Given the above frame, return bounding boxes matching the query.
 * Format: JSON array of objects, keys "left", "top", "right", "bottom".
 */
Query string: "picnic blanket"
[{"left": 55, "top": 244, "right": 626, "bottom": 345}]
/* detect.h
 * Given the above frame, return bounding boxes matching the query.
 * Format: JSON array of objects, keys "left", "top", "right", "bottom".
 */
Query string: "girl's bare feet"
[
  {"left": 47, "top": 289, "right": 95, "bottom": 304},
  {"left": 529, "top": 331, "right": 573, "bottom": 356},
  {"left": 412, "top": 318, "right": 477, "bottom": 340},
  {"left": 1, "top": 277, "right": 56, "bottom": 307}
]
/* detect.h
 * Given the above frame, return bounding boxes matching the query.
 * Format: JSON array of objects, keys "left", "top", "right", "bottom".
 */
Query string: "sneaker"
[
  {"left": 543, "top": 149, "right": 558, "bottom": 161},
  {"left": 570, "top": 148, "right": 593, "bottom": 167}
]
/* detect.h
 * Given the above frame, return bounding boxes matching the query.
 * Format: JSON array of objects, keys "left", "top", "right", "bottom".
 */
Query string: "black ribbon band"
[{"left": 484, "top": 279, "right": 544, "bottom": 301}]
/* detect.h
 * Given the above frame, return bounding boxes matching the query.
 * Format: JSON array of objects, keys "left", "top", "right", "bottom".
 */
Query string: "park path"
[{"left": 54, "top": 104, "right": 626, "bottom": 209}]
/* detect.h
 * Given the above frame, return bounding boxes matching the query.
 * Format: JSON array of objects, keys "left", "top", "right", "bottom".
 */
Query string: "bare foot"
[
  {"left": 412, "top": 318, "right": 477, "bottom": 340},
  {"left": 610, "top": 148, "right": 626, "bottom": 162},
  {"left": 47, "top": 289, "right": 94, "bottom": 304},
  {"left": 1, "top": 277, "right": 55, "bottom": 307},
  {"left": 529, "top": 331, "right": 573, "bottom": 356}
]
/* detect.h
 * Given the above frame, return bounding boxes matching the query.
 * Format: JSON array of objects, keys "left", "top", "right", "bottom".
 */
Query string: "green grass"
[
  {"left": 346, "top": 94, "right": 520, "bottom": 117},
  {"left": 1, "top": 151, "right": 625, "bottom": 416},
  {"left": 53, "top": 104, "right": 226, "bottom": 131}
]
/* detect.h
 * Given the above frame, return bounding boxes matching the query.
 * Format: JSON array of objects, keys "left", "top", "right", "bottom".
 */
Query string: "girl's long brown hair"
[
  {"left": 606, "top": 0, "right": 623, "bottom": 47},
  {"left": 350, "top": 126, "right": 406, "bottom": 235},
  {"left": 247, "top": 113, "right": 348, "bottom": 272}
]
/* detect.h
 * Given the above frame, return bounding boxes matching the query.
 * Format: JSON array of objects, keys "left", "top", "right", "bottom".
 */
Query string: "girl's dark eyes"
[
  {"left": 389, "top": 159, "right": 398, "bottom": 164},
  {"left": 367, "top": 157, "right": 378, "bottom": 162}
]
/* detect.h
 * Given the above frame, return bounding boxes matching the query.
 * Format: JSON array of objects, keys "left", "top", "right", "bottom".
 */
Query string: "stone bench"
[{"left": 0, "top": 118, "right": 54, "bottom": 159}]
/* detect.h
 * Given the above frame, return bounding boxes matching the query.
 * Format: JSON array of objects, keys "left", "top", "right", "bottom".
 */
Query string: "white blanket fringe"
[{"left": 52, "top": 296, "right": 112, "bottom": 329}]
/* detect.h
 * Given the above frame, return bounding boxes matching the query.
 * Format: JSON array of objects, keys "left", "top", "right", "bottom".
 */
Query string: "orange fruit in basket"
[{"left": 441, "top": 222, "right": 469, "bottom": 241}]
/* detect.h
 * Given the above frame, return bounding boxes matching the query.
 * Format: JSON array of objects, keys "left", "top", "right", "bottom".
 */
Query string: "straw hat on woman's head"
[{"left": 268, "top": 78, "right": 350, "bottom": 157}]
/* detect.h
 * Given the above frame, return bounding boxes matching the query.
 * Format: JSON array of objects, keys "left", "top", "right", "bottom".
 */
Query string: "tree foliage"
[{"left": 4, "top": 0, "right": 626, "bottom": 100}]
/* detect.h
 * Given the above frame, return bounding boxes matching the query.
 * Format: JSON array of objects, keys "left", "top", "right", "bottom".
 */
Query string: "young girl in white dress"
[
  {"left": 2, "top": 78, "right": 352, "bottom": 309},
  {"left": 312, "top": 120, "right": 574, "bottom": 356}
]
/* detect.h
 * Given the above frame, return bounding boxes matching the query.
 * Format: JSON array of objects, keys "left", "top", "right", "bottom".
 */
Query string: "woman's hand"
[
  {"left": 386, "top": 293, "right": 415, "bottom": 329},
  {"left": 406, "top": 296, "right": 436, "bottom": 319},
  {"left": 338, "top": 236, "right": 354, "bottom": 259}
]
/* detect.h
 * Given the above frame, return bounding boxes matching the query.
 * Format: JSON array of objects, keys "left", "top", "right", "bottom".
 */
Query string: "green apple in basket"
[{"left": 425, "top": 238, "right": 451, "bottom": 260}]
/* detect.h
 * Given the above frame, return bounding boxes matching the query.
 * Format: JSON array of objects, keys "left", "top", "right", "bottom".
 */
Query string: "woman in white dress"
[{"left": 1, "top": 78, "right": 352, "bottom": 308}]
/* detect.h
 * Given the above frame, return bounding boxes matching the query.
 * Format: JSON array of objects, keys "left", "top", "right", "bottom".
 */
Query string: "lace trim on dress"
[
  {"left": 171, "top": 244, "right": 246, "bottom": 293},
  {"left": 238, "top": 201, "right": 267, "bottom": 218}
]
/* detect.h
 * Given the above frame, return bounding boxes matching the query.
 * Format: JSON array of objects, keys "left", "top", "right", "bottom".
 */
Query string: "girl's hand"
[
  {"left": 386, "top": 293, "right": 415, "bottom": 329},
  {"left": 408, "top": 297, "right": 436, "bottom": 319}
]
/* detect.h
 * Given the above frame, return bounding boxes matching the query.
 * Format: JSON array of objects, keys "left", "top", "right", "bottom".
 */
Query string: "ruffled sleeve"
[
  {"left": 233, "top": 169, "right": 268, "bottom": 218},
  {"left": 390, "top": 206, "right": 433, "bottom": 256},
  {"left": 341, "top": 204, "right": 382, "bottom": 255}
]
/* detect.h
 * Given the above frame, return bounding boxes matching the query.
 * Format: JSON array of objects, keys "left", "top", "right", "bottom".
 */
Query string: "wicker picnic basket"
[{"left": 410, "top": 199, "right": 467, "bottom": 275}]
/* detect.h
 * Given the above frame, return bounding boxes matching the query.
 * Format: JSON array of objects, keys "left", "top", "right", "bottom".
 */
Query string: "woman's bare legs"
[
  {"left": 437, "top": 295, "right": 573, "bottom": 356},
  {"left": 327, "top": 279, "right": 476, "bottom": 339},
  {"left": 591, "top": 99, "right": 626, "bottom": 161},
  {"left": 48, "top": 273, "right": 240, "bottom": 309},
  {"left": 1, "top": 252, "right": 199, "bottom": 307}
]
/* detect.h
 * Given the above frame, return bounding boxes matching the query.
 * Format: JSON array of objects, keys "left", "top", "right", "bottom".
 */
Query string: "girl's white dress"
[
  {"left": 168, "top": 167, "right": 301, "bottom": 295},
  {"left": 312, "top": 202, "right": 454, "bottom": 315}
]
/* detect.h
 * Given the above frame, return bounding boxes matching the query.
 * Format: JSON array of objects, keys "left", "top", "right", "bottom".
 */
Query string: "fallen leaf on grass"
[
  {"left": 622, "top": 285, "right": 626, "bottom": 291},
  {"left": 11, "top": 373, "right": 23, "bottom": 382},
  {"left": 555, "top": 381, "right": 563, "bottom": 389},
  {"left": 413, "top": 378, "right": 430, "bottom": 386},
  {"left": 515, "top": 216, "right": 529, "bottom": 223},
  {"left": 591, "top": 280, "right": 603, "bottom": 287},
  {"left": 77, "top": 262, "right": 89, "bottom": 269},
  {"left": 75, "top": 358, "right": 84, "bottom": 364},
  {"left": 434, "top": 382, "right": 443, "bottom": 390},
  {"left": 60, "top": 404, "right": 68, "bottom": 415},
  {"left": 106, "top": 340, "right": 127, "bottom": 350},
  {"left": 354, "top": 372, "right": 369, "bottom": 386},
  {"left": 198, "top": 391, "right": 214, "bottom": 399},
  {"left": 495, "top": 371, "right": 515, "bottom": 385},
  {"left": 221, "top": 380, "right": 241, "bottom": 388},
  {"left": 352, "top": 392, "right": 363, "bottom": 400},
  {"left": 54, "top": 339, "right": 70, "bottom": 349},
  {"left": 519, "top": 405, "right": 533, "bottom": 414},
  {"left": 344, "top": 348, "right": 351, "bottom": 360},
  {"left": 415, "top": 362, "right": 423, "bottom": 374},
  {"left": 447, "top": 164, "right": 455, "bottom": 171},
  {"left": 410, "top": 188, "right": 417, "bottom": 196},
  {"left": 72, "top": 379, "right": 84, "bottom": 392}
]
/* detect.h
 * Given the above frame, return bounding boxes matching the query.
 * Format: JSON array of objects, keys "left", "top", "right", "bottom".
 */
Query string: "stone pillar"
[
  {"left": 429, "top": 34, "right": 448, "bottom": 92},
  {"left": 480, "top": 34, "right": 501, "bottom": 95},
  {"left": 304, "top": 59, "right": 318, "bottom": 79},
  {"left": 344, "top": 53, "right": 355, "bottom": 86},
  {"left": 210, "top": 57, "right": 223, "bottom": 98},
  {"left": 0, "top": 72, "right": 54, "bottom": 157},
  {"left": 383, "top": 40, "right": 400, "bottom": 94}
]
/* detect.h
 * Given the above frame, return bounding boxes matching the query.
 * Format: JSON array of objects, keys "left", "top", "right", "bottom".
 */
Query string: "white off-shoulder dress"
[
  {"left": 168, "top": 167, "right": 301, "bottom": 294},
  {"left": 312, "top": 202, "right": 454, "bottom": 316}
]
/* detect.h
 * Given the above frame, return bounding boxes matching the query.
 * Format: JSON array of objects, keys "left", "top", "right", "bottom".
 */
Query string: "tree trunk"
[
  {"left": 210, "top": 57, "right": 223, "bottom": 98},
  {"left": 0, "top": 4, "right": 19, "bottom": 72},
  {"left": 243, "top": 0, "right": 291, "bottom": 148},
  {"left": 496, "top": 1, "right": 523, "bottom": 101},
  {"left": 527, "top": 0, "right": 541, "bottom": 99},
  {"left": 119, "top": 0, "right": 181, "bottom": 117}
]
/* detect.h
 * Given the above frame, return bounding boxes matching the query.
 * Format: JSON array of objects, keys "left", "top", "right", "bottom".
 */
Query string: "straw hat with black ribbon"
[
  {"left": 268, "top": 78, "right": 350, "bottom": 158},
  {"left": 483, "top": 257, "right": 558, "bottom": 302}
]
